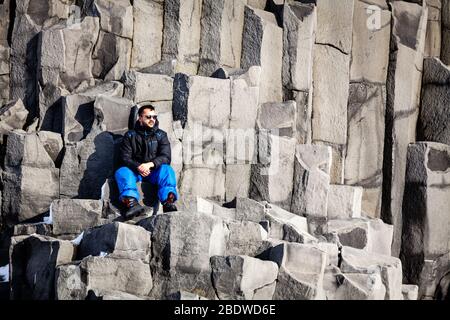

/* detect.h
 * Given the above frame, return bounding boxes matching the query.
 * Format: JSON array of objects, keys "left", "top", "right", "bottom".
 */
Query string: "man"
[{"left": 115, "top": 105, "right": 178, "bottom": 219}]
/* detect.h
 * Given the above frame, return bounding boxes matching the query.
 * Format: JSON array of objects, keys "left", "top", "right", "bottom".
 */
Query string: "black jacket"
[{"left": 120, "top": 120, "right": 171, "bottom": 171}]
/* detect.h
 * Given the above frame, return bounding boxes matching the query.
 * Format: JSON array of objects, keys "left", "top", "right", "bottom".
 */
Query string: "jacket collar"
[{"left": 134, "top": 120, "right": 159, "bottom": 136}]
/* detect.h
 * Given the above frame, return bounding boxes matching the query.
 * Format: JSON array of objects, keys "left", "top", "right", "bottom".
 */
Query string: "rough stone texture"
[
  {"left": 199, "top": 0, "right": 247, "bottom": 76},
  {"left": 341, "top": 246, "right": 403, "bottom": 300},
  {"left": 315, "top": 0, "right": 354, "bottom": 54},
  {"left": 282, "top": 3, "right": 315, "bottom": 145},
  {"left": 10, "top": 235, "right": 75, "bottom": 300},
  {"left": 225, "top": 220, "right": 267, "bottom": 256},
  {"left": 345, "top": 83, "right": 386, "bottom": 218},
  {"left": 418, "top": 58, "right": 450, "bottom": 145},
  {"left": 401, "top": 142, "right": 450, "bottom": 295},
  {"left": 179, "top": 76, "right": 231, "bottom": 201},
  {"left": 291, "top": 144, "right": 332, "bottom": 218},
  {"left": 2, "top": 131, "right": 59, "bottom": 225},
  {"left": 0, "top": 41, "right": 10, "bottom": 107},
  {"left": 93, "top": 95, "right": 134, "bottom": 135},
  {"left": 10, "top": 0, "right": 76, "bottom": 120},
  {"left": 235, "top": 197, "right": 266, "bottom": 223},
  {"left": 95, "top": 0, "right": 133, "bottom": 39},
  {"left": 335, "top": 272, "right": 386, "bottom": 300},
  {"left": 382, "top": 1, "right": 428, "bottom": 258},
  {"left": 270, "top": 242, "right": 327, "bottom": 300},
  {"left": 92, "top": 30, "right": 132, "bottom": 81},
  {"left": 60, "top": 81, "right": 124, "bottom": 142},
  {"left": 241, "top": 6, "right": 283, "bottom": 103},
  {"left": 56, "top": 256, "right": 152, "bottom": 300},
  {"left": 264, "top": 203, "right": 311, "bottom": 242},
  {"left": 131, "top": 0, "right": 164, "bottom": 69},
  {"left": 225, "top": 67, "right": 260, "bottom": 201},
  {"left": 256, "top": 101, "right": 296, "bottom": 138},
  {"left": 59, "top": 128, "right": 115, "bottom": 199},
  {"left": 36, "top": 131, "right": 63, "bottom": 165},
  {"left": 424, "top": 0, "right": 442, "bottom": 58},
  {"left": 442, "top": 0, "right": 450, "bottom": 64},
  {"left": 162, "top": 0, "right": 203, "bottom": 74},
  {"left": 0, "top": 99, "right": 29, "bottom": 140},
  {"left": 51, "top": 199, "right": 103, "bottom": 236},
  {"left": 38, "top": 16, "right": 99, "bottom": 118},
  {"left": 402, "top": 284, "right": 419, "bottom": 300},
  {"left": 210, "top": 255, "right": 278, "bottom": 300},
  {"left": 327, "top": 185, "right": 363, "bottom": 220},
  {"left": 350, "top": 0, "right": 391, "bottom": 83},
  {"left": 149, "top": 212, "right": 228, "bottom": 299},
  {"left": 249, "top": 133, "right": 296, "bottom": 210},
  {"left": 123, "top": 71, "right": 173, "bottom": 104},
  {"left": 311, "top": 44, "right": 350, "bottom": 184},
  {"left": 347, "top": 0, "right": 390, "bottom": 218}
]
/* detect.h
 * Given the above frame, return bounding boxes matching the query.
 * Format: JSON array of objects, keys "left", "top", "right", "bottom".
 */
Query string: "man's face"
[{"left": 139, "top": 108, "right": 158, "bottom": 128}]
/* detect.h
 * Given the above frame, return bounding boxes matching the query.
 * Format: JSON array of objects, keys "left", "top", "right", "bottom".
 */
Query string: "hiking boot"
[
  {"left": 121, "top": 196, "right": 145, "bottom": 219},
  {"left": 163, "top": 192, "right": 177, "bottom": 213}
]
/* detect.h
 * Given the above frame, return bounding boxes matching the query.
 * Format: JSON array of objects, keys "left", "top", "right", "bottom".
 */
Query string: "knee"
[
  {"left": 115, "top": 166, "right": 134, "bottom": 179},
  {"left": 159, "top": 164, "right": 175, "bottom": 174}
]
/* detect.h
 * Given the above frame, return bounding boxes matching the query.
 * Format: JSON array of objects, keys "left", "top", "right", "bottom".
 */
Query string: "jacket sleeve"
[
  {"left": 120, "top": 132, "right": 141, "bottom": 171},
  {"left": 152, "top": 132, "right": 171, "bottom": 169}
]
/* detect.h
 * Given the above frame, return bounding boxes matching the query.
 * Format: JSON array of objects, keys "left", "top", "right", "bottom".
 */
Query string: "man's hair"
[{"left": 138, "top": 104, "right": 155, "bottom": 116}]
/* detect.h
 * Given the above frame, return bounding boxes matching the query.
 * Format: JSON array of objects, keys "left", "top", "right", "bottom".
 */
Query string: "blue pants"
[{"left": 115, "top": 165, "right": 178, "bottom": 203}]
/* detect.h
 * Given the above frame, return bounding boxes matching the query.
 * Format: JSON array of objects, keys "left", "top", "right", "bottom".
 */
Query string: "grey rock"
[
  {"left": 59, "top": 128, "right": 114, "bottom": 199},
  {"left": 92, "top": 31, "right": 132, "bottom": 81},
  {"left": 78, "top": 222, "right": 151, "bottom": 262},
  {"left": 241, "top": 6, "right": 283, "bottom": 103},
  {"left": 270, "top": 242, "right": 327, "bottom": 300},
  {"left": 51, "top": 199, "right": 103, "bottom": 236},
  {"left": 37, "top": 131, "right": 63, "bottom": 166},
  {"left": 0, "top": 99, "right": 29, "bottom": 141},
  {"left": 10, "top": 235, "right": 75, "bottom": 300},
  {"left": 94, "top": 0, "right": 133, "bottom": 39},
  {"left": 225, "top": 220, "right": 268, "bottom": 256},
  {"left": 327, "top": 185, "right": 363, "bottom": 220},
  {"left": 56, "top": 256, "right": 152, "bottom": 300},
  {"left": 402, "top": 284, "right": 419, "bottom": 300},
  {"left": 291, "top": 144, "right": 332, "bottom": 218},
  {"left": 382, "top": 0, "right": 428, "bottom": 257},
  {"left": 341, "top": 246, "right": 403, "bottom": 300},
  {"left": 210, "top": 255, "right": 278, "bottom": 300},
  {"left": 2, "top": 131, "right": 59, "bottom": 224},
  {"left": 256, "top": 101, "right": 297, "bottom": 138},
  {"left": 345, "top": 83, "right": 386, "bottom": 218},
  {"left": 418, "top": 58, "right": 450, "bottom": 145},
  {"left": 199, "top": 0, "right": 246, "bottom": 76},
  {"left": 162, "top": 0, "right": 203, "bottom": 74},
  {"left": 122, "top": 71, "right": 173, "bottom": 103},
  {"left": 131, "top": 0, "right": 164, "bottom": 69},
  {"left": 249, "top": 133, "right": 296, "bottom": 210},
  {"left": 401, "top": 142, "right": 450, "bottom": 290},
  {"left": 149, "top": 211, "right": 228, "bottom": 299}
]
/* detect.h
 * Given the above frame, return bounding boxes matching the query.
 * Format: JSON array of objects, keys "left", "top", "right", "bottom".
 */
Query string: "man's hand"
[{"left": 137, "top": 162, "right": 154, "bottom": 177}]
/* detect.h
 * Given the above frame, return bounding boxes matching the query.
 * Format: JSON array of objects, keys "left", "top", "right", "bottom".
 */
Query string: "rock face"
[
  {"left": 211, "top": 255, "right": 278, "bottom": 300},
  {"left": 162, "top": 0, "right": 203, "bottom": 74},
  {"left": 418, "top": 58, "right": 450, "bottom": 145},
  {"left": 241, "top": 6, "right": 283, "bottom": 103},
  {"left": 2, "top": 131, "right": 59, "bottom": 225},
  {"left": 199, "top": 0, "right": 247, "bottom": 76},
  {"left": 282, "top": 2, "right": 315, "bottom": 145},
  {"left": 10, "top": 235, "right": 75, "bottom": 300},
  {"left": 382, "top": 1, "right": 428, "bottom": 258},
  {"left": 131, "top": 0, "right": 164, "bottom": 70},
  {"left": 291, "top": 144, "right": 331, "bottom": 218},
  {"left": 401, "top": 142, "right": 450, "bottom": 298},
  {"left": 0, "top": 0, "right": 449, "bottom": 302}
]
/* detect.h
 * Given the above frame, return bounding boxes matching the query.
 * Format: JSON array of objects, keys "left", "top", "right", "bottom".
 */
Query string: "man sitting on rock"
[{"left": 115, "top": 104, "right": 178, "bottom": 219}]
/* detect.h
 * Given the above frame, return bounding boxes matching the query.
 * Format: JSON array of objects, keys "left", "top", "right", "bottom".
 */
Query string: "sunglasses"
[{"left": 144, "top": 115, "right": 157, "bottom": 120}]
